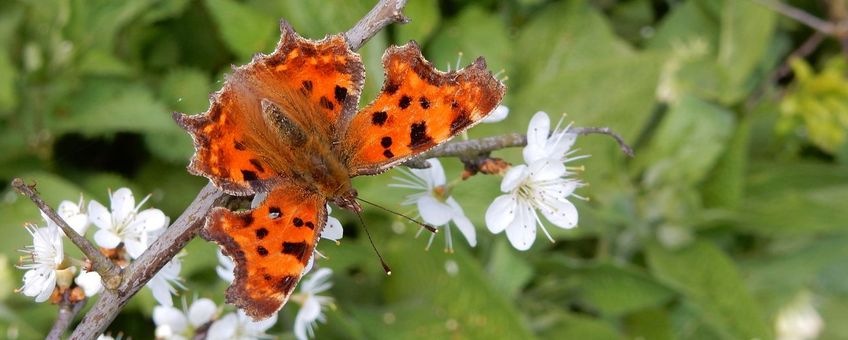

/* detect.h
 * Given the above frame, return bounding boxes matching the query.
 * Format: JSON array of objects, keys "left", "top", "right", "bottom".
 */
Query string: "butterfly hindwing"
[
  {"left": 200, "top": 184, "right": 326, "bottom": 319},
  {"left": 342, "top": 42, "right": 506, "bottom": 175},
  {"left": 174, "top": 21, "right": 365, "bottom": 194}
]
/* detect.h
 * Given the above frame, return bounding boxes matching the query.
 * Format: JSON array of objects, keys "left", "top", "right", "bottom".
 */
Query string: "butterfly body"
[{"left": 175, "top": 21, "right": 504, "bottom": 320}]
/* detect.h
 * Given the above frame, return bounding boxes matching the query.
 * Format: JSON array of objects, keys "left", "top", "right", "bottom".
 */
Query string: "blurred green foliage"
[{"left": 0, "top": 0, "right": 847, "bottom": 339}]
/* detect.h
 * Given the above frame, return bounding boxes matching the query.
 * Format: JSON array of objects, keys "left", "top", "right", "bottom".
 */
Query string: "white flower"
[
  {"left": 482, "top": 105, "right": 509, "bottom": 123},
  {"left": 216, "top": 249, "right": 235, "bottom": 284},
  {"left": 292, "top": 268, "right": 334, "bottom": 340},
  {"left": 322, "top": 205, "right": 343, "bottom": 242},
  {"left": 75, "top": 268, "right": 102, "bottom": 297},
  {"left": 147, "top": 254, "right": 185, "bottom": 307},
  {"left": 776, "top": 292, "right": 824, "bottom": 340},
  {"left": 42, "top": 196, "right": 90, "bottom": 236},
  {"left": 207, "top": 310, "right": 277, "bottom": 340},
  {"left": 17, "top": 225, "right": 65, "bottom": 302},
  {"left": 390, "top": 158, "right": 476, "bottom": 252},
  {"left": 153, "top": 298, "right": 217, "bottom": 340},
  {"left": 485, "top": 111, "right": 585, "bottom": 251},
  {"left": 89, "top": 188, "right": 167, "bottom": 259}
]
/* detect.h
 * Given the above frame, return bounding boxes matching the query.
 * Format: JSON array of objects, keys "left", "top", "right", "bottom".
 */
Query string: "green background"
[{"left": 1, "top": 0, "right": 847, "bottom": 339}]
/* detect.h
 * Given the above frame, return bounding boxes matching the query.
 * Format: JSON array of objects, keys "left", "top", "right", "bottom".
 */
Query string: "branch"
[
  {"left": 404, "top": 126, "right": 635, "bottom": 168},
  {"left": 753, "top": 0, "right": 836, "bottom": 35},
  {"left": 70, "top": 183, "right": 230, "bottom": 339},
  {"left": 344, "top": 0, "right": 409, "bottom": 50},
  {"left": 11, "top": 178, "right": 121, "bottom": 286},
  {"left": 47, "top": 294, "right": 86, "bottom": 340}
]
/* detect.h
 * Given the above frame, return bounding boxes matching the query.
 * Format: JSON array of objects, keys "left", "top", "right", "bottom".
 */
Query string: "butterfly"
[{"left": 174, "top": 21, "right": 505, "bottom": 320}]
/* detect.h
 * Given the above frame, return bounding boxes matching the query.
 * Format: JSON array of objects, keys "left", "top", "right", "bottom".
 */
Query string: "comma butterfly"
[{"left": 174, "top": 21, "right": 505, "bottom": 320}]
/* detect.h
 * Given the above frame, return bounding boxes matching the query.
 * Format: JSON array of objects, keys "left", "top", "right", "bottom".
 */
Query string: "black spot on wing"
[
  {"left": 384, "top": 81, "right": 400, "bottom": 95},
  {"left": 255, "top": 228, "right": 268, "bottom": 239},
  {"left": 383, "top": 149, "right": 394, "bottom": 158},
  {"left": 268, "top": 207, "right": 281, "bottom": 219},
  {"left": 399, "top": 95, "right": 411, "bottom": 109},
  {"left": 257, "top": 246, "right": 269, "bottom": 256},
  {"left": 301, "top": 80, "right": 313, "bottom": 94},
  {"left": 380, "top": 136, "right": 393, "bottom": 148},
  {"left": 304, "top": 221, "right": 314, "bottom": 230},
  {"left": 281, "top": 241, "right": 310, "bottom": 264},
  {"left": 371, "top": 111, "right": 388, "bottom": 126},
  {"left": 408, "top": 121, "right": 433, "bottom": 150},
  {"left": 450, "top": 111, "right": 472, "bottom": 134},
  {"left": 233, "top": 140, "right": 247, "bottom": 151},
  {"left": 419, "top": 97, "right": 430, "bottom": 109},
  {"left": 334, "top": 85, "right": 348, "bottom": 103},
  {"left": 241, "top": 170, "right": 258, "bottom": 181},
  {"left": 293, "top": 217, "right": 304, "bottom": 227}
]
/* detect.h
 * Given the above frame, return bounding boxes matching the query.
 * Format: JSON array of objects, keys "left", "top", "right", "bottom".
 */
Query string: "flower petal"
[
  {"left": 124, "top": 239, "right": 147, "bottom": 259},
  {"left": 153, "top": 305, "right": 188, "bottom": 332},
  {"left": 206, "top": 313, "right": 237, "bottom": 340},
  {"left": 528, "top": 158, "right": 566, "bottom": 181},
  {"left": 127, "top": 208, "right": 167, "bottom": 233},
  {"left": 216, "top": 250, "right": 235, "bottom": 283},
  {"left": 485, "top": 194, "right": 516, "bottom": 234},
  {"left": 75, "top": 270, "right": 102, "bottom": 297},
  {"left": 94, "top": 229, "right": 122, "bottom": 249},
  {"left": 242, "top": 309, "right": 277, "bottom": 333},
  {"left": 321, "top": 215, "right": 343, "bottom": 241},
  {"left": 87, "top": 199, "right": 112, "bottom": 231},
  {"left": 295, "top": 297, "right": 323, "bottom": 340},
  {"left": 538, "top": 197, "right": 579, "bottom": 229},
  {"left": 410, "top": 158, "right": 446, "bottom": 187},
  {"left": 447, "top": 197, "right": 476, "bottom": 247},
  {"left": 505, "top": 203, "right": 537, "bottom": 251},
  {"left": 189, "top": 298, "right": 217, "bottom": 327},
  {"left": 526, "top": 111, "right": 551, "bottom": 149},
  {"left": 110, "top": 188, "right": 135, "bottom": 224},
  {"left": 300, "top": 268, "right": 333, "bottom": 294},
  {"left": 482, "top": 105, "right": 509, "bottom": 123},
  {"left": 417, "top": 196, "right": 452, "bottom": 226},
  {"left": 500, "top": 164, "right": 529, "bottom": 192}
]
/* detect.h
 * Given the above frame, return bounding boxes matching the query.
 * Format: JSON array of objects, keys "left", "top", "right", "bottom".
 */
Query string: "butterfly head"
[{"left": 333, "top": 188, "right": 361, "bottom": 212}]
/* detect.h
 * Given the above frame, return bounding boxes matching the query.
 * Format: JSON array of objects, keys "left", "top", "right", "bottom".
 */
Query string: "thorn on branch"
[{"left": 11, "top": 178, "right": 122, "bottom": 287}]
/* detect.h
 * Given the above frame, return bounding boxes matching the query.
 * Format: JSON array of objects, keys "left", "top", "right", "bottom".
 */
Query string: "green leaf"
[
  {"left": 647, "top": 241, "right": 771, "bottom": 339},
  {"left": 350, "top": 237, "right": 535, "bottom": 339},
  {"left": 636, "top": 95, "right": 735, "bottom": 186},
  {"left": 395, "top": 0, "right": 440, "bottom": 44},
  {"left": 733, "top": 161, "right": 848, "bottom": 236},
  {"left": 577, "top": 263, "right": 675, "bottom": 317},
  {"left": 53, "top": 81, "right": 172, "bottom": 135},
  {"left": 204, "top": 0, "right": 277, "bottom": 60},
  {"left": 427, "top": 6, "right": 510, "bottom": 72},
  {"left": 539, "top": 312, "right": 620, "bottom": 340},
  {"left": 624, "top": 307, "right": 674, "bottom": 340},
  {"left": 701, "top": 115, "right": 750, "bottom": 208},
  {"left": 245, "top": 0, "right": 372, "bottom": 40},
  {"left": 487, "top": 239, "right": 533, "bottom": 299},
  {"left": 716, "top": 0, "right": 776, "bottom": 103},
  {"left": 0, "top": 52, "right": 16, "bottom": 114}
]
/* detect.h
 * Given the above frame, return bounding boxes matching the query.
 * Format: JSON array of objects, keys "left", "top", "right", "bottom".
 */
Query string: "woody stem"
[
  {"left": 344, "top": 0, "right": 410, "bottom": 50},
  {"left": 11, "top": 178, "right": 121, "bottom": 284}
]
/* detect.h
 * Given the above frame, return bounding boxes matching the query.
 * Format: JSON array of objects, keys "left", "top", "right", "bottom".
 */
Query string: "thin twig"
[
  {"left": 404, "top": 126, "right": 635, "bottom": 168},
  {"left": 344, "top": 0, "right": 409, "bottom": 50},
  {"left": 752, "top": 0, "right": 835, "bottom": 35},
  {"left": 46, "top": 293, "right": 86, "bottom": 340},
  {"left": 11, "top": 178, "right": 121, "bottom": 286},
  {"left": 68, "top": 0, "right": 411, "bottom": 337}
]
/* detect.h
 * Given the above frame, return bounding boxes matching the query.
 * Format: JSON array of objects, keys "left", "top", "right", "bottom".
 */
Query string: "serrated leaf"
[
  {"left": 204, "top": 0, "right": 277, "bottom": 60},
  {"left": 647, "top": 241, "right": 771, "bottom": 339}
]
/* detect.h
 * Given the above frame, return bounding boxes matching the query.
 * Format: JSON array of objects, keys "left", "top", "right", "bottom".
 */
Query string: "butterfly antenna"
[
  {"left": 356, "top": 197, "right": 438, "bottom": 234},
  {"left": 354, "top": 210, "right": 392, "bottom": 276}
]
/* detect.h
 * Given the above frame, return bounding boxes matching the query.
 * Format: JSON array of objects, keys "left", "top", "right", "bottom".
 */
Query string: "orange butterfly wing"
[
  {"left": 201, "top": 185, "right": 325, "bottom": 319},
  {"left": 343, "top": 42, "right": 506, "bottom": 175},
  {"left": 174, "top": 21, "right": 364, "bottom": 194}
]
